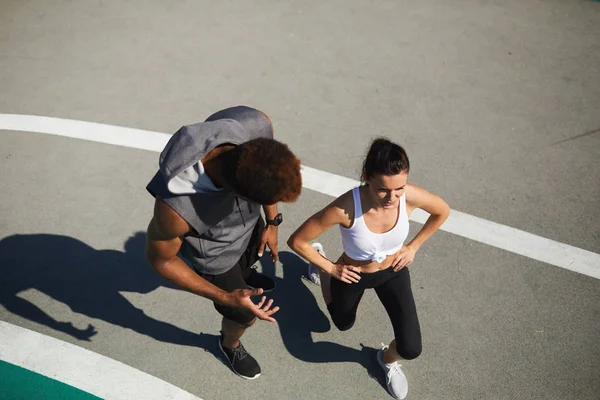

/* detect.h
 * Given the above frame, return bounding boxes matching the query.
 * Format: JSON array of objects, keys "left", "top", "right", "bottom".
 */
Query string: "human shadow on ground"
[
  {"left": 0, "top": 233, "right": 384, "bottom": 386},
  {"left": 262, "top": 251, "right": 386, "bottom": 389},
  {"left": 0, "top": 233, "right": 221, "bottom": 359}
]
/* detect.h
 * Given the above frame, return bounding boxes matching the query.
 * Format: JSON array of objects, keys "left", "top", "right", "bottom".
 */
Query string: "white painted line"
[
  {"left": 0, "top": 113, "right": 170, "bottom": 152},
  {"left": 441, "top": 210, "right": 600, "bottom": 279},
  {"left": 301, "top": 165, "right": 359, "bottom": 198},
  {"left": 0, "top": 321, "right": 202, "bottom": 400},
  {"left": 1, "top": 113, "right": 599, "bottom": 280}
]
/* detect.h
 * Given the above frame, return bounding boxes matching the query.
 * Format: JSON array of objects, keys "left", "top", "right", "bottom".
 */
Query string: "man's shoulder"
[{"left": 152, "top": 198, "right": 191, "bottom": 238}]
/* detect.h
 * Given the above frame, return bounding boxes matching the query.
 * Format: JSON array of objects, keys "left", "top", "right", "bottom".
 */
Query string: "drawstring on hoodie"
[{"left": 235, "top": 197, "right": 246, "bottom": 227}]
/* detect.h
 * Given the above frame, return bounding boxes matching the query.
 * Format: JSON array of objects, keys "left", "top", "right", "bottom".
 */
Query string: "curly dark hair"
[
  {"left": 219, "top": 138, "right": 302, "bottom": 204},
  {"left": 362, "top": 137, "right": 410, "bottom": 181}
]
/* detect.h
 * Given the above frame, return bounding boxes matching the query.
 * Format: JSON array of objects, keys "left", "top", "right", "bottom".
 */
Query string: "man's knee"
[
  {"left": 240, "top": 317, "right": 257, "bottom": 328},
  {"left": 224, "top": 316, "right": 256, "bottom": 329},
  {"left": 215, "top": 301, "right": 257, "bottom": 327}
]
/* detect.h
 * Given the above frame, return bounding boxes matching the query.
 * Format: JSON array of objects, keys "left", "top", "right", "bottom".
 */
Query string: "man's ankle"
[{"left": 221, "top": 335, "right": 240, "bottom": 349}]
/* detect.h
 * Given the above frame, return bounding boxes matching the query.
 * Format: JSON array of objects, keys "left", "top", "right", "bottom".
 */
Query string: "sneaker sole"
[{"left": 218, "top": 339, "right": 261, "bottom": 380}]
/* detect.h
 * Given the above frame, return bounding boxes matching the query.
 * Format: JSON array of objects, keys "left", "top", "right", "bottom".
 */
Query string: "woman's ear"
[{"left": 360, "top": 171, "right": 368, "bottom": 185}]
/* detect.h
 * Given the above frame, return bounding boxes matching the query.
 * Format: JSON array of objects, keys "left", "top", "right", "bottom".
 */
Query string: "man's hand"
[
  {"left": 226, "top": 288, "right": 280, "bottom": 322},
  {"left": 391, "top": 245, "right": 417, "bottom": 271},
  {"left": 258, "top": 225, "right": 279, "bottom": 262}
]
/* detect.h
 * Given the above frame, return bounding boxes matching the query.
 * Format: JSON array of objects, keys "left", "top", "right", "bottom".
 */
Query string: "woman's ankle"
[{"left": 383, "top": 341, "right": 402, "bottom": 364}]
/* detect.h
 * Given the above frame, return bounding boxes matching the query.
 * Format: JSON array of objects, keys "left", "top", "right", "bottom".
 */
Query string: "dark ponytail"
[{"left": 362, "top": 138, "right": 410, "bottom": 181}]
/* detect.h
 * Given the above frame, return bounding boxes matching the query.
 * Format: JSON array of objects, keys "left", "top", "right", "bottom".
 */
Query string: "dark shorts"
[{"left": 199, "top": 218, "right": 265, "bottom": 326}]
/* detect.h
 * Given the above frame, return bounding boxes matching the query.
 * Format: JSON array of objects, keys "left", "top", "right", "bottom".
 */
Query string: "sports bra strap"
[{"left": 352, "top": 187, "right": 363, "bottom": 221}]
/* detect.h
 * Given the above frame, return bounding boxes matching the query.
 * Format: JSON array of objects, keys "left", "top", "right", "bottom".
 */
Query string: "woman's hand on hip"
[
  {"left": 392, "top": 245, "right": 416, "bottom": 271},
  {"left": 329, "top": 263, "right": 362, "bottom": 284}
]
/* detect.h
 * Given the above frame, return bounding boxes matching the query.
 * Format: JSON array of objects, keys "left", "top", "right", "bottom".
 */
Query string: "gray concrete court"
[{"left": 1, "top": 1, "right": 600, "bottom": 399}]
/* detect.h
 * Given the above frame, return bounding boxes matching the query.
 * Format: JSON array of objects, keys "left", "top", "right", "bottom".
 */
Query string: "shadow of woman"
[
  {"left": 262, "top": 251, "right": 386, "bottom": 387},
  {"left": 0, "top": 232, "right": 220, "bottom": 358}
]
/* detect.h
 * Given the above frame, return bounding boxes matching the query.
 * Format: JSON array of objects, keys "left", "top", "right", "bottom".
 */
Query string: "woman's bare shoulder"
[{"left": 327, "top": 188, "right": 355, "bottom": 227}]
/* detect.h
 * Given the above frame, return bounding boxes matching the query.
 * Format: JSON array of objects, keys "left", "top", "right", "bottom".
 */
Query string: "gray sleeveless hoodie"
[{"left": 146, "top": 106, "right": 273, "bottom": 275}]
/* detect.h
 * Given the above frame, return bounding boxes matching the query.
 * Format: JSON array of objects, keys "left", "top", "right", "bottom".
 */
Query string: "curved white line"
[
  {"left": 1, "top": 113, "right": 599, "bottom": 281},
  {"left": 0, "top": 113, "right": 170, "bottom": 152},
  {"left": 0, "top": 321, "right": 202, "bottom": 400}
]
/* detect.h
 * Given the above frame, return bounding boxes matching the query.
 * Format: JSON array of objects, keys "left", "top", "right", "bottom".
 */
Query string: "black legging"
[{"left": 327, "top": 267, "right": 422, "bottom": 359}]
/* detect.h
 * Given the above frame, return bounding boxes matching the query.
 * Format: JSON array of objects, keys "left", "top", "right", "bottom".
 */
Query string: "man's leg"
[
  {"left": 221, "top": 316, "right": 255, "bottom": 349},
  {"left": 210, "top": 263, "right": 263, "bottom": 379},
  {"left": 239, "top": 218, "right": 275, "bottom": 292},
  {"left": 217, "top": 317, "right": 261, "bottom": 379}
]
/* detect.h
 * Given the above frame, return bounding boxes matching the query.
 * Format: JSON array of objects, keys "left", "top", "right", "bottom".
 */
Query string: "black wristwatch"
[{"left": 266, "top": 213, "right": 283, "bottom": 227}]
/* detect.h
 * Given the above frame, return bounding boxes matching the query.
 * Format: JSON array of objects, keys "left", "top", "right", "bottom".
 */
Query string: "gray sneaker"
[
  {"left": 377, "top": 343, "right": 408, "bottom": 399},
  {"left": 306, "top": 243, "right": 325, "bottom": 285}
]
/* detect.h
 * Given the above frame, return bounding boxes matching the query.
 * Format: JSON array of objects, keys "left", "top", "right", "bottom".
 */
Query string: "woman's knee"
[
  {"left": 396, "top": 341, "right": 422, "bottom": 360},
  {"left": 332, "top": 317, "right": 355, "bottom": 331},
  {"left": 327, "top": 304, "right": 355, "bottom": 331}
]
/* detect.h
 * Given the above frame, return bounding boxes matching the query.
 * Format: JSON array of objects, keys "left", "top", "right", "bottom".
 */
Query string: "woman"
[{"left": 288, "top": 138, "right": 450, "bottom": 399}]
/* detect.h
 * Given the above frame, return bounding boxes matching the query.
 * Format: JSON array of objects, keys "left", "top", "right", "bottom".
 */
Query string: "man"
[{"left": 145, "top": 106, "right": 302, "bottom": 379}]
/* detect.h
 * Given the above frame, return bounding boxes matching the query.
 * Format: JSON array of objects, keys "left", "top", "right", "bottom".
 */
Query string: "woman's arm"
[
  {"left": 392, "top": 184, "right": 450, "bottom": 269},
  {"left": 405, "top": 184, "right": 450, "bottom": 250},
  {"left": 288, "top": 193, "right": 362, "bottom": 283}
]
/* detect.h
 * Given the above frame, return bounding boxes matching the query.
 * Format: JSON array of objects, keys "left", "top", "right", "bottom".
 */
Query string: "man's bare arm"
[
  {"left": 259, "top": 203, "right": 279, "bottom": 261},
  {"left": 145, "top": 198, "right": 230, "bottom": 303},
  {"left": 145, "top": 198, "right": 280, "bottom": 322}
]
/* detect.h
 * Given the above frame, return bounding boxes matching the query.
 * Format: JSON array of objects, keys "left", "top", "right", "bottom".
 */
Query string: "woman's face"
[{"left": 365, "top": 172, "right": 408, "bottom": 209}]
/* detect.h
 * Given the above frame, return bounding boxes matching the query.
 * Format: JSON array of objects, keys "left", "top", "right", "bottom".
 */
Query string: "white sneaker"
[
  {"left": 306, "top": 243, "right": 325, "bottom": 286},
  {"left": 377, "top": 344, "right": 408, "bottom": 399}
]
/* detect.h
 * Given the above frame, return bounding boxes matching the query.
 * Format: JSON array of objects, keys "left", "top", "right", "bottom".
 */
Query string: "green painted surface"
[{"left": 0, "top": 360, "right": 102, "bottom": 400}]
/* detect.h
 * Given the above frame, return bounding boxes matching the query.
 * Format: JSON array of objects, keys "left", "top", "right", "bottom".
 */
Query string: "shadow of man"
[
  {"left": 262, "top": 251, "right": 386, "bottom": 387},
  {"left": 0, "top": 232, "right": 219, "bottom": 355}
]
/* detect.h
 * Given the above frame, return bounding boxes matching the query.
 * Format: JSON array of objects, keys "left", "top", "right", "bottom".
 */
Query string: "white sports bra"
[{"left": 340, "top": 187, "right": 410, "bottom": 263}]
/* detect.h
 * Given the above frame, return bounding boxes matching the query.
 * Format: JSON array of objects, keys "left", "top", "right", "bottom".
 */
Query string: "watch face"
[{"left": 269, "top": 213, "right": 283, "bottom": 226}]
